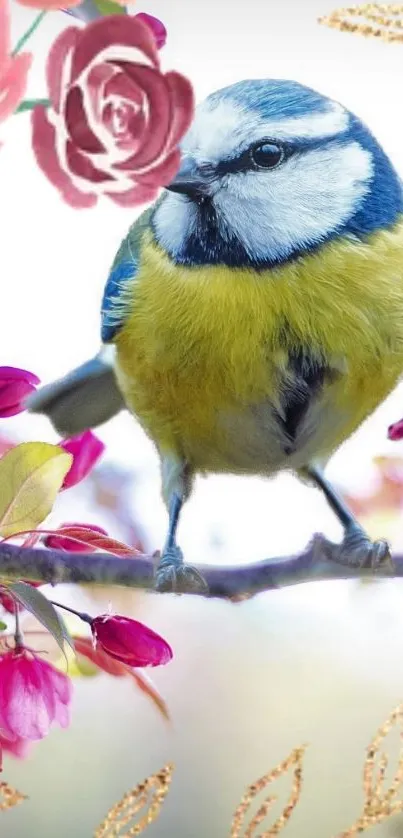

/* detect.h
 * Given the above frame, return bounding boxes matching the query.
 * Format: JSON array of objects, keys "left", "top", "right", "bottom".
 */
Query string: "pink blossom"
[
  {"left": 0, "top": 0, "right": 32, "bottom": 127},
  {"left": 92, "top": 614, "right": 173, "bottom": 667},
  {"left": 44, "top": 522, "right": 108, "bottom": 551},
  {"left": 135, "top": 14, "right": 167, "bottom": 49},
  {"left": 31, "top": 15, "right": 194, "bottom": 207},
  {"left": 0, "top": 647, "right": 72, "bottom": 741},
  {"left": 59, "top": 430, "right": 105, "bottom": 488},
  {"left": 0, "top": 366, "right": 40, "bottom": 417}
]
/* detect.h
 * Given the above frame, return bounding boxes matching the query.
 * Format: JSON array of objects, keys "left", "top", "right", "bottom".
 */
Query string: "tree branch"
[{"left": 0, "top": 535, "right": 402, "bottom": 599}]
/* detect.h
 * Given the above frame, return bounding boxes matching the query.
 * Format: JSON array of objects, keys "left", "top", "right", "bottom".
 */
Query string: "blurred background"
[{"left": 3, "top": 0, "right": 403, "bottom": 834}]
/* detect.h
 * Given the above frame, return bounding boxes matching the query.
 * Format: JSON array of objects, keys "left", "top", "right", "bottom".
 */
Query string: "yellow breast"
[{"left": 114, "top": 221, "right": 403, "bottom": 473}]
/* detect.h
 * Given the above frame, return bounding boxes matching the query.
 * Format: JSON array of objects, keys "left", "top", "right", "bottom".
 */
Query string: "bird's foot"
[
  {"left": 325, "top": 524, "right": 393, "bottom": 572},
  {"left": 154, "top": 545, "right": 209, "bottom": 594}
]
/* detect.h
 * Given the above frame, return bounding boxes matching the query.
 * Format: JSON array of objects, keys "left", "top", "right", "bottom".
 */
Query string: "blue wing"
[{"left": 101, "top": 207, "right": 153, "bottom": 343}]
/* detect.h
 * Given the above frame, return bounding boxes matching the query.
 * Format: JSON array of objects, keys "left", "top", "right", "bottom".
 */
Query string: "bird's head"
[{"left": 152, "top": 78, "right": 402, "bottom": 268}]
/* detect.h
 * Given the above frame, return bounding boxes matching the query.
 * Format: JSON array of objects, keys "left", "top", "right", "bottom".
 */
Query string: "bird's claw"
[
  {"left": 154, "top": 545, "right": 209, "bottom": 594},
  {"left": 327, "top": 525, "right": 393, "bottom": 572}
]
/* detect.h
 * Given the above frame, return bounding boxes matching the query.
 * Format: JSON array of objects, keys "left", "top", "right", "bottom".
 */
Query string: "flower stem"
[
  {"left": 12, "top": 9, "right": 47, "bottom": 55},
  {"left": 15, "top": 98, "right": 51, "bottom": 114},
  {"left": 51, "top": 600, "right": 92, "bottom": 625},
  {"left": 14, "top": 603, "right": 23, "bottom": 647}
]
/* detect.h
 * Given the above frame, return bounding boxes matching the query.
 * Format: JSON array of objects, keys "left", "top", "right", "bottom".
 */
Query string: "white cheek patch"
[
  {"left": 153, "top": 194, "right": 197, "bottom": 256},
  {"left": 213, "top": 141, "right": 373, "bottom": 261}
]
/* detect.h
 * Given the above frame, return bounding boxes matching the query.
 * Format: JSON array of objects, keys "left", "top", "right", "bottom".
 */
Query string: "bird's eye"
[{"left": 250, "top": 142, "right": 284, "bottom": 170}]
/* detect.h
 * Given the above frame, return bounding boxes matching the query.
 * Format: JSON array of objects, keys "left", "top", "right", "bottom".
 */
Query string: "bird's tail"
[{"left": 26, "top": 346, "right": 125, "bottom": 437}]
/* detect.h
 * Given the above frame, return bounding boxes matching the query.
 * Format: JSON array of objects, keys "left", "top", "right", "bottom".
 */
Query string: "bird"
[{"left": 28, "top": 77, "right": 403, "bottom": 592}]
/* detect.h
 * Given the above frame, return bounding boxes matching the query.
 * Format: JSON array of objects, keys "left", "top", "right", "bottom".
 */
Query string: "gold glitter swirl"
[
  {"left": 94, "top": 764, "right": 174, "bottom": 837},
  {"left": 0, "top": 782, "right": 27, "bottom": 811},
  {"left": 230, "top": 746, "right": 306, "bottom": 837},
  {"left": 336, "top": 703, "right": 403, "bottom": 836},
  {"left": 319, "top": 4, "right": 403, "bottom": 42}
]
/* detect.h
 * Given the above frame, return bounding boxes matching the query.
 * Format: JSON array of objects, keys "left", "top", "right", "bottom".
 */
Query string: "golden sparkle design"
[
  {"left": 0, "top": 782, "right": 27, "bottom": 811},
  {"left": 319, "top": 4, "right": 403, "bottom": 42},
  {"left": 94, "top": 763, "right": 174, "bottom": 837}
]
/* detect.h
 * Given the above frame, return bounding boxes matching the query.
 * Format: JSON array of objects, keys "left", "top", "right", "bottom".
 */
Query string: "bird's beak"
[{"left": 165, "top": 158, "right": 211, "bottom": 200}]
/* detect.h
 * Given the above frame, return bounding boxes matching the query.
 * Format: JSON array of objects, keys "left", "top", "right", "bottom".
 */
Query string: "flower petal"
[
  {"left": 113, "top": 65, "right": 171, "bottom": 170},
  {"left": 46, "top": 27, "right": 81, "bottom": 112},
  {"left": 70, "top": 15, "right": 159, "bottom": 85},
  {"left": 0, "top": 367, "right": 40, "bottom": 385},
  {"left": 92, "top": 615, "right": 173, "bottom": 667},
  {"left": 65, "top": 85, "right": 105, "bottom": 152},
  {"left": 0, "top": 52, "right": 32, "bottom": 124},
  {"left": 60, "top": 430, "right": 105, "bottom": 488},
  {"left": 66, "top": 140, "right": 113, "bottom": 182},
  {"left": 32, "top": 105, "right": 97, "bottom": 208},
  {"left": 105, "top": 182, "right": 157, "bottom": 206},
  {"left": 164, "top": 71, "right": 195, "bottom": 151},
  {"left": 133, "top": 148, "right": 180, "bottom": 187}
]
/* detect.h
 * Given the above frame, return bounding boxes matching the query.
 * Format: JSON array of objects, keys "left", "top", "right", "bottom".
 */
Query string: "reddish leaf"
[
  {"left": 128, "top": 669, "right": 170, "bottom": 722},
  {"left": 46, "top": 527, "right": 142, "bottom": 557},
  {"left": 72, "top": 636, "right": 169, "bottom": 721},
  {"left": 73, "top": 636, "right": 127, "bottom": 676}
]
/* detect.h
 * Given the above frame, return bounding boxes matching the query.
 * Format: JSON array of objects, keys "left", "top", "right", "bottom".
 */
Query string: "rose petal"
[
  {"left": 45, "top": 27, "right": 80, "bottom": 112},
  {"left": 106, "top": 182, "right": 157, "bottom": 206},
  {"left": 66, "top": 140, "right": 113, "bottom": 182},
  {"left": 133, "top": 148, "right": 180, "bottom": 187},
  {"left": 32, "top": 106, "right": 97, "bottom": 208},
  {"left": 65, "top": 86, "right": 105, "bottom": 153},
  {"left": 113, "top": 65, "right": 172, "bottom": 170},
  {"left": 0, "top": 52, "right": 32, "bottom": 124},
  {"left": 86, "top": 63, "right": 116, "bottom": 122},
  {"left": 164, "top": 71, "right": 195, "bottom": 150},
  {"left": 70, "top": 15, "right": 159, "bottom": 85}
]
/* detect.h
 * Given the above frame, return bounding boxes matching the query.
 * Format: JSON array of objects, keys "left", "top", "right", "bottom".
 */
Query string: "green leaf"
[
  {"left": 15, "top": 98, "right": 51, "bottom": 114},
  {"left": 8, "top": 582, "right": 74, "bottom": 654},
  {"left": 93, "top": 0, "right": 126, "bottom": 15},
  {"left": 0, "top": 442, "right": 72, "bottom": 537},
  {"left": 0, "top": 620, "right": 7, "bottom": 631}
]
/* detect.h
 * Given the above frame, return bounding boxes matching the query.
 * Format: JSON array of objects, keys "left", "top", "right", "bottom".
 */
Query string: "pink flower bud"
[
  {"left": 135, "top": 13, "right": 167, "bottom": 49},
  {"left": 91, "top": 615, "right": 173, "bottom": 668},
  {"left": 60, "top": 431, "right": 105, "bottom": 489},
  {"left": 0, "top": 647, "right": 72, "bottom": 741},
  {"left": 44, "top": 522, "right": 108, "bottom": 552},
  {"left": 0, "top": 367, "right": 40, "bottom": 418},
  {"left": 388, "top": 420, "right": 403, "bottom": 441}
]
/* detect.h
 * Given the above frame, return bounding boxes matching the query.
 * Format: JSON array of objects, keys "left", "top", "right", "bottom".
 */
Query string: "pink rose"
[
  {"left": 0, "top": 0, "right": 32, "bottom": 126},
  {"left": 31, "top": 15, "right": 194, "bottom": 208}
]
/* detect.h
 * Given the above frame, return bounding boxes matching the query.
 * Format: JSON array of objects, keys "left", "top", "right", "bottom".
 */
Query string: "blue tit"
[{"left": 28, "top": 78, "right": 403, "bottom": 591}]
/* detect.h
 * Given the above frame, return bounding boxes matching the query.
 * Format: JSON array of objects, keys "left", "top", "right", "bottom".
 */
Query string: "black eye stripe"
[{"left": 215, "top": 139, "right": 291, "bottom": 175}]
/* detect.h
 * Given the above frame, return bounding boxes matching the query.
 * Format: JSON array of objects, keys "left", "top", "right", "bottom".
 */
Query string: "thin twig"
[{"left": 0, "top": 535, "right": 401, "bottom": 598}]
